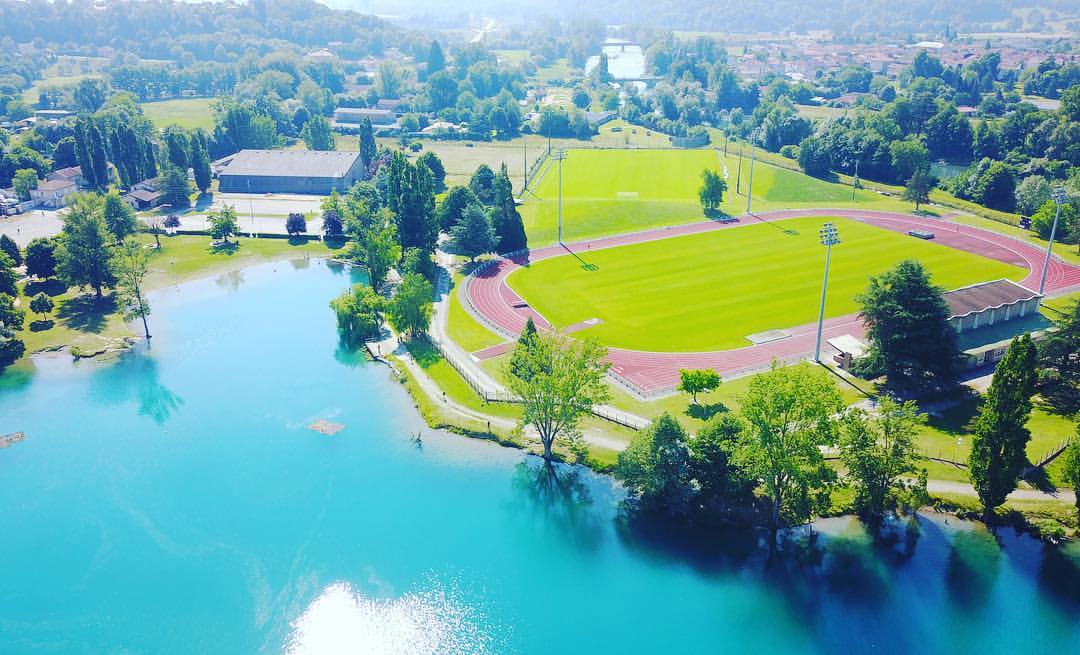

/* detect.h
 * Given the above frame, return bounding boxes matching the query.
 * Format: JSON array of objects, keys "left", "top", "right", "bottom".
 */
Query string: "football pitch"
[
  {"left": 506, "top": 216, "right": 1026, "bottom": 352},
  {"left": 519, "top": 148, "right": 909, "bottom": 245}
]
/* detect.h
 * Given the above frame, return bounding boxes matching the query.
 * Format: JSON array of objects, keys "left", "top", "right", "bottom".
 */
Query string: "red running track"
[{"left": 464, "top": 209, "right": 1080, "bottom": 395}]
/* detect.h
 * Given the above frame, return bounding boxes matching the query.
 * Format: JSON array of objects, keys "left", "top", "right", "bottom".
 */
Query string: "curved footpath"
[{"left": 464, "top": 209, "right": 1080, "bottom": 396}]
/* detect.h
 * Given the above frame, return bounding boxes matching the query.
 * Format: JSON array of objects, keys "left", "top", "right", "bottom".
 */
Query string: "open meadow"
[
  {"left": 506, "top": 216, "right": 1025, "bottom": 351},
  {"left": 140, "top": 97, "right": 217, "bottom": 131}
]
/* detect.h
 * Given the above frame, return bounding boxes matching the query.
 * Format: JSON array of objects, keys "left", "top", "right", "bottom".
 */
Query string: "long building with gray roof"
[{"left": 217, "top": 149, "right": 364, "bottom": 195}]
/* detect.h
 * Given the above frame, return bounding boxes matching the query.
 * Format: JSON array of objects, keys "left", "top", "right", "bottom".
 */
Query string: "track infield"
[
  {"left": 464, "top": 209, "right": 1080, "bottom": 393},
  {"left": 506, "top": 215, "right": 1026, "bottom": 352}
]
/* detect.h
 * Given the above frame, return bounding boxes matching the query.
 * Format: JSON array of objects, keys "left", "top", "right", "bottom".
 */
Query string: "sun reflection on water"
[{"left": 285, "top": 582, "right": 496, "bottom": 655}]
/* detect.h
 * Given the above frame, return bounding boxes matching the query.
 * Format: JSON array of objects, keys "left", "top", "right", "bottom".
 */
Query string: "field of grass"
[
  {"left": 22, "top": 73, "right": 104, "bottom": 105},
  {"left": 795, "top": 104, "right": 848, "bottom": 121},
  {"left": 14, "top": 235, "right": 340, "bottom": 360},
  {"left": 507, "top": 215, "right": 1025, "bottom": 351},
  {"left": 534, "top": 59, "right": 576, "bottom": 84},
  {"left": 141, "top": 98, "right": 217, "bottom": 131},
  {"left": 446, "top": 275, "right": 505, "bottom": 352},
  {"left": 519, "top": 147, "right": 908, "bottom": 245}
]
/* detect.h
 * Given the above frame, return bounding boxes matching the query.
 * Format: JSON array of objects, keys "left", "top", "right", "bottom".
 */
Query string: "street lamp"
[
  {"left": 735, "top": 139, "right": 744, "bottom": 195},
  {"left": 1038, "top": 186, "right": 1068, "bottom": 295},
  {"left": 745, "top": 128, "right": 763, "bottom": 215},
  {"left": 553, "top": 149, "right": 567, "bottom": 244},
  {"left": 814, "top": 222, "right": 840, "bottom": 363},
  {"left": 718, "top": 110, "right": 730, "bottom": 157}
]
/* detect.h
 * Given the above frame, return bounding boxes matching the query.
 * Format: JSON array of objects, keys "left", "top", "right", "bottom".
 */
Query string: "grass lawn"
[
  {"left": 519, "top": 147, "right": 909, "bottom": 245},
  {"left": 13, "top": 235, "right": 341, "bottom": 360},
  {"left": 507, "top": 215, "right": 1024, "bottom": 351},
  {"left": 141, "top": 98, "right": 217, "bottom": 131},
  {"left": 446, "top": 275, "right": 505, "bottom": 352},
  {"left": 534, "top": 59, "right": 576, "bottom": 84},
  {"left": 22, "top": 73, "right": 104, "bottom": 105},
  {"left": 404, "top": 340, "right": 521, "bottom": 422}
]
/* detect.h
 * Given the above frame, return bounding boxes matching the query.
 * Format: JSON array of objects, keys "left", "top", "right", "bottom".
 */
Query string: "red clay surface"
[{"left": 464, "top": 209, "right": 1080, "bottom": 395}]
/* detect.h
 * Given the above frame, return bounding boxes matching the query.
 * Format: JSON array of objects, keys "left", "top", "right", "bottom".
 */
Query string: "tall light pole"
[
  {"left": 1038, "top": 186, "right": 1069, "bottom": 296},
  {"left": 851, "top": 159, "right": 859, "bottom": 201},
  {"left": 814, "top": 222, "right": 840, "bottom": 363},
  {"left": 736, "top": 140, "right": 743, "bottom": 195},
  {"left": 745, "top": 128, "right": 762, "bottom": 215},
  {"left": 553, "top": 149, "right": 567, "bottom": 244}
]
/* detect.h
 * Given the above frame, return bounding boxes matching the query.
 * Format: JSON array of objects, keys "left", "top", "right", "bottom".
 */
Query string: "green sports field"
[
  {"left": 506, "top": 216, "right": 1026, "bottom": 352},
  {"left": 519, "top": 148, "right": 909, "bottom": 245},
  {"left": 141, "top": 98, "right": 217, "bottom": 131}
]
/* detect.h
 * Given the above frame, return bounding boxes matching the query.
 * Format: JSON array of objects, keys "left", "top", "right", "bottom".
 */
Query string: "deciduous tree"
[
  {"left": 115, "top": 241, "right": 153, "bottom": 339},
  {"left": 56, "top": 194, "right": 116, "bottom": 299},
  {"left": 678, "top": 368, "right": 720, "bottom": 406},
  {"left": 839, "top": 396, "right": 925, "bottom": 519},
  {"left": 13, "top": 168, "right": 38, "bottom": 201},
  {"left": 902, "top": 167, "right": 933, "bottom": 212},
  {"left": 736, "top": 363, "right": 843, "bottom": 536},
  {"left": 286, "top": 212, "right": 307, "bottom": 236},
  {"left": 29, "top": 292, "right": 53, "bottom": 322},
  {"left": 387, "top": 272, "right": 433, "bottom": 339},
  {"left": 301, "top": 115, "right": 335, "bottom": 151},
  {"left": 103, "top": 189, "right": 138, "bottom": 242},
  {"left": 331, "top": 284, "right": 385, "bottom": 346},
  {"left": 208, "top": 205, "right": 239, "bottom": 243},
  {"left": 504, "top": 331, "right": 611, "bottom": 462},
  {"left": 698, "top": 169, "right": 727, "bottom": 213},
  {"left": 25, "top": 238, "right": 57, "bottom": 279},
  {"left": 0, "top": 234, "right": 21, "bottom": 267},
  {"left": 617, "top": 413, "right": 693, "bottom": 513}
]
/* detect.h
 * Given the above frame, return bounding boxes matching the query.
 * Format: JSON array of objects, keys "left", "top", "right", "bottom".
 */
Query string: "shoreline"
[{"left": 10, "top": 253, "right": 1078, "bottom": 546}]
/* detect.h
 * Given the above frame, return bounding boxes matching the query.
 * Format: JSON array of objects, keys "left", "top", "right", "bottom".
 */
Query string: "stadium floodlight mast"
[
  {"left": 745, "top": 127, "right": 763, "bottom": 214},
  {"left": 553, "top": 149, "right": 567, "bottom": 244},
  {"left": 814, "top": 222, "right": 841, "bottom": 363},
  {"left": 1038, "top": 186, "right": 1069, "bottom": 295},
  {"left": 736, "top": 140, "right": 744, "bottom": 194}
]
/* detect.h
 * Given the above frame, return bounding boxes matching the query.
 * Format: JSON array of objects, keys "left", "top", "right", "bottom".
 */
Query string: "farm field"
[
  {"left": 141, "top": 97, "right": 217, "bottom": 130},
  {"left": 519, "top": 147, "right": 909, "bottom": 245},
  {"left": 506, "top": 216, "right": 1025, "bottom": 352}
]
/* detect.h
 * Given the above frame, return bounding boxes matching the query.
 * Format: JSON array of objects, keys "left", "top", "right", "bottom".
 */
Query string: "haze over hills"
[{"left": 331, "top": 0, "right": 1080, "bottom": 36}]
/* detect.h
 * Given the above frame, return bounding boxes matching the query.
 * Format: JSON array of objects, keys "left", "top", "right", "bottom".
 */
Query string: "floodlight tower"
[
  {"left": 745, "top": 128, "right": 763, "bottom": 214},
  {"left": 1038, "top": 186, "right": 1069, "bottom": 295},
  {"left": 814, "top": 222, "right": 841, "bottom": 363},
  {"left": 553, "top": 149, "right": 567, "bottom": 244}
]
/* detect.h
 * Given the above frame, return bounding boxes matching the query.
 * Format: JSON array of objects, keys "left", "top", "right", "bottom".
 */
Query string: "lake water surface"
[{"left": 1, "top": 259, "right": 1078, "bottom": 654}]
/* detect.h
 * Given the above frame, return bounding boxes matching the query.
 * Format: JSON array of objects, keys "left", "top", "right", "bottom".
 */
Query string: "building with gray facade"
[{"left": 217, "top": 150, "right": 364, "bottom": 195}]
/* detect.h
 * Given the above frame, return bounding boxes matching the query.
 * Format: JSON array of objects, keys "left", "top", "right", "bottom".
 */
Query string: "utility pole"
[
  {"left": 523, "top": 139, "right": 528, "bottom": 194},
  {"left": 1038, "top": 187, "right": 1069, "bottom": 295},
  {"left": 814, "top": 223, "right": 840, "bottom": 363},
  {"left": 553, "top": 149, "right": 567, "bottom": 244}
]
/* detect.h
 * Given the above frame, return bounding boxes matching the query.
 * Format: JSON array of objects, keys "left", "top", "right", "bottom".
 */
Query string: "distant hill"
[{"left": 341, "top": 0, "right": 1080, "bottom": 37}]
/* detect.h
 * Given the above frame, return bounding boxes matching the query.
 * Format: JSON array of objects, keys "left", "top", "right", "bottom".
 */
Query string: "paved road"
[
  {"left": 464, "top": 208, "right": 1080, "bottom": 395},
  {"left": 926, "top": 479, "right": 1076, "bottom": 504},
  {"left": 0, "top": 210, "right": 64, "bottom": 246}
]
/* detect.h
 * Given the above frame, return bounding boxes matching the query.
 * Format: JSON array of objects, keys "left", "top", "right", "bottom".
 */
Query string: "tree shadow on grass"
[
  {"left": 23, "top": 278, "right": 67, "bottom": 297},
  {"left": 686, "top": 401, "right": 728, "bottom": 421},
  {"left": 209, "top": 241, "right": 240, "bottom": 255},
  {"left": 1022, "top": 465, "right": 1058, "bottom": 494},
  {"left": 55, "top": 294, "right": 117, "bottom": 334},
  {"left": 29, "top": 319, "right": 54, "bottom": 332}
]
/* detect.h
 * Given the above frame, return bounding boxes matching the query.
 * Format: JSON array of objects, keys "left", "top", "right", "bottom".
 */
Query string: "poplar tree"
[{"left": 969, "top": 335, "right": 1039, "bottom": 517}]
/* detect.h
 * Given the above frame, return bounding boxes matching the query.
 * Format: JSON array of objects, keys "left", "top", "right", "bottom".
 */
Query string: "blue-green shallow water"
[{"left": 1, "top": 258, "right": 1079, "bottom": 654}]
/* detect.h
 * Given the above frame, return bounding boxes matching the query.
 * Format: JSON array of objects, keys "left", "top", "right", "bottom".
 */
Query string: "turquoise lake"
[{"left": 1, "top": 258, "right": 1078, "bottom": 654}]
